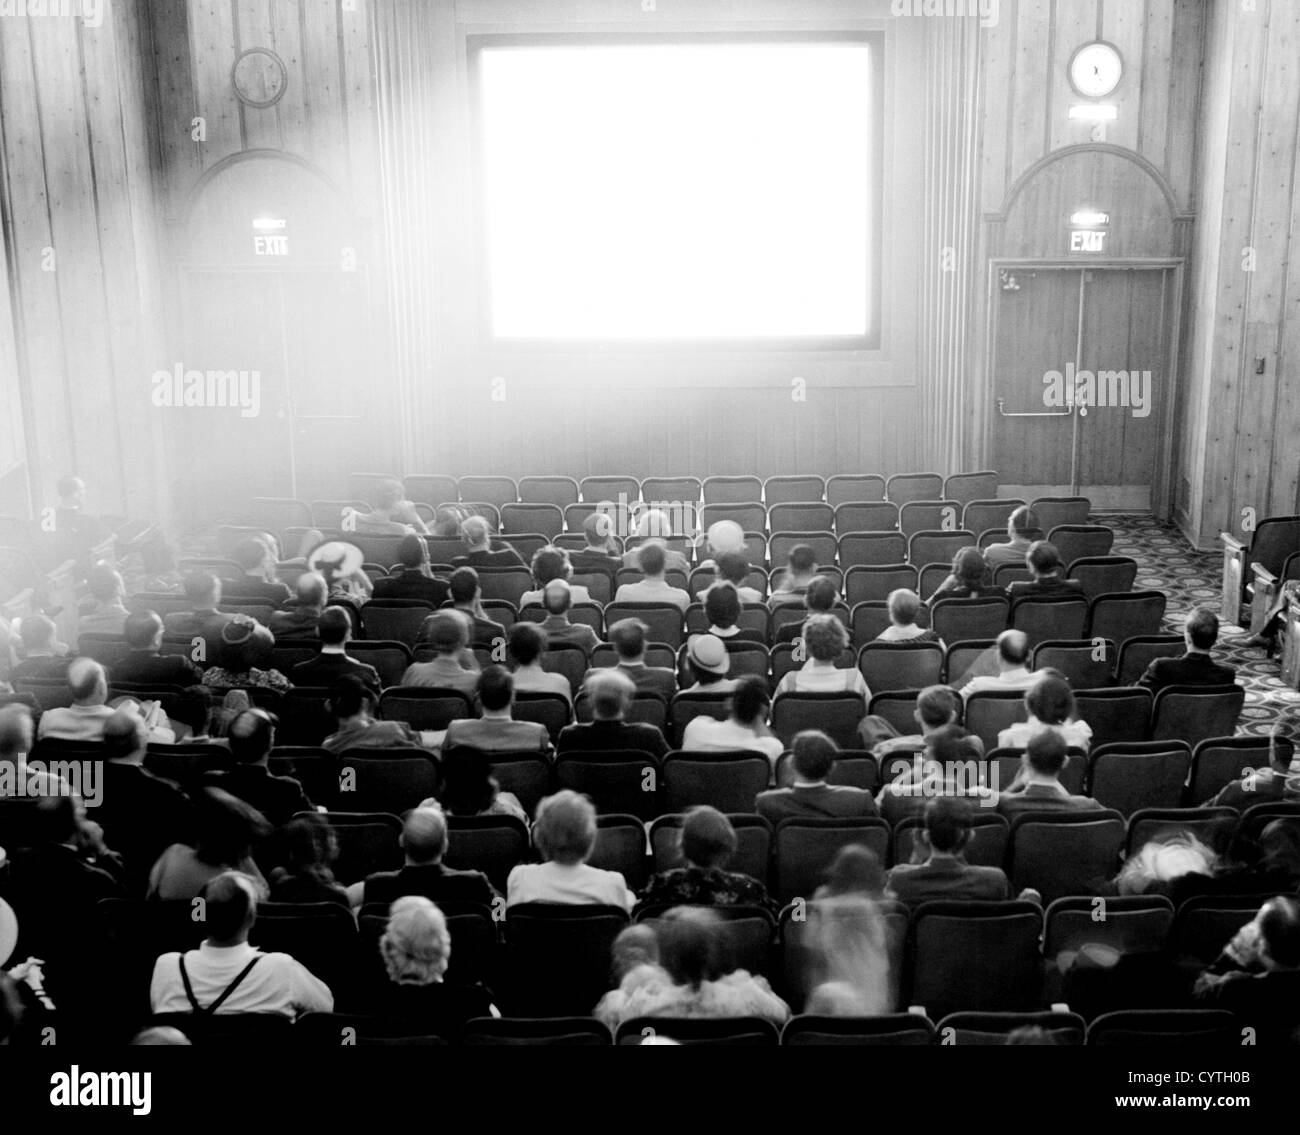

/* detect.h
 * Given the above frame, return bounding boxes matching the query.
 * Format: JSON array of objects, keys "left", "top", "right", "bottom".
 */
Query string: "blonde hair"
[
  {"left": 533, "top": 790, "right": 598, "bottom": 865},
  {"left": 806, "top": 895, "right": 892, "bottom": 1015},
  {"left": 380, "top": 895, "right": 450, "bottom": 984},
  {"left": 1116, "top": 834, "right": 1217, "bottom": 895}
]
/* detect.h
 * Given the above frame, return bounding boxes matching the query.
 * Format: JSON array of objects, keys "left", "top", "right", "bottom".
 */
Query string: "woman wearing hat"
[
  {"left": 679, "top": 633, "right": 739, "bottom": 695},
  {"left": 199, "top": 615, "right": 290, "bottom": 693}
]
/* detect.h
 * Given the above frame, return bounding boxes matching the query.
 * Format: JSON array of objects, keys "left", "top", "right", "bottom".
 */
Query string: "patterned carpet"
[{"left": 1110, "top": 513, "right": 1300, "bottom": 738}]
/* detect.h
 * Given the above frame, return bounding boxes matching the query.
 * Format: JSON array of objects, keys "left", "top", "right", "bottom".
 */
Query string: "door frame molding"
[{"left": 982, "top": 256, "right": 1184, "bottom": 518}]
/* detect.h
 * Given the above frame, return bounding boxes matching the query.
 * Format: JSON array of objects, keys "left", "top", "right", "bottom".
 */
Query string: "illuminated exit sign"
[
  {"left": 252, "top": 217, "right": 288, "bottom": 256},
  {"left": 1070, "top": 229, "right": 1106, "bottom": 252}
]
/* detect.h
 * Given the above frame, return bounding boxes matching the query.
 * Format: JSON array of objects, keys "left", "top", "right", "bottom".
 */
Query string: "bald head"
[
  {"left": 996, "top": 630, "right": 1030, "bottom": 670},
  {"left": 401, "top": 807, "right": 448, "bottom": 864},
  {"left": 201, "top": 872, "right": 259, "bottom": 943},
  {"left": 67, "top": 657, "right": 107, "bottom": 704},
  {"left": 0, "top": 704, "right": 33, "bottom": 760},
  {"left": 296, "top": 571, "right": 328, "bottom": 609}
]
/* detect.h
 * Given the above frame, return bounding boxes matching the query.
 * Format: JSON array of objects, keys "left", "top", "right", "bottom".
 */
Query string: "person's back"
[
  {"left": 363, "top": 861, "right": 497, "bottom": 907},
  {"left": 681, "top": 715, "right": 783, "bottom": 762},
  {"left": 886, "top": 797, "right": 1009, "bottom": 908},
  {"left": 984, "top": 507, "right": 1040, "bottom": 570},
  {"left": 372, "top": 569, "right": 448, "bottom": 605},
  {"left": 557, "top": 718, "right": 669, "bottom": 759},
  {"left": 1138, "top": 606, "right": 1236, "bottom": 694},
  {"left": 756, "top": 730, "right": 877, "bottom": 823},
  {"left": 995, "top": 729, "right": 1102, "bottom": 819},
  {"left": 443, "top": 715, "right": 550, "bottom": 754}
]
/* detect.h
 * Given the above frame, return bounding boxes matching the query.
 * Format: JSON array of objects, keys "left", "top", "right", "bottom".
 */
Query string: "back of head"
[
  {"left": 373, "top": 479, "right": 403, "bottom": 512},
  {"left": 637, "top": 541, "right": 667, "bottom": 576},
  {"left": 476, "top": 663, "right": 513, "bottom": 712},
  {"left": 534, "top": 790, "right": 597, "bottom": 865},
  {"left": 636, "top": 509, "right": 672, "bottom": 540},
  {"left": 716, "top": 551, "right": 750, "bottom": 586},
  {"left": 1026, "top": 540, "right": 1062, "bottom": 576},
  {"left": 586, "top": 668, "right": 634, "bottom": 720},
  {"left": 88, "top": 564, "right": 123, "bottom": 601},
  {"left": 317, "top": 606, "right": 352, "bottom": 646},
  {"left": 924, "top": 796, "right": 973, "bottom": 854},
  {"left": 228, "top": 708, "right": 275, "bottom": 765},
  {"left": 462, "top": 515, "right": 490, "bottom": 547},
  {"left": 381, "top": 895, "right": 450, "bottom": 985},
  {"left": 0, "top": 704, "right": 34, "bottom": 760},
  {"left": 916, "top": 684, "right": 961, "bottom": 729},
  {"left": 124, "top": 609, "right": 163, "bottom": 650},
  {"left": 531, "top": 546, "right": 570, "bottom": 587},
  {"left": 953, "top": 546, "right": 987, "bottom": 587},
  {"left": 507, "top": 620, "right": 546, "bottom": 666},
  {"left": 788, "top": 544, "right": 817, "bottom": 575},
  {"left": 101, "top": 707, "right": 148, "bottom": 760},
  {"left": 803, "top": 612, "right": 848, "bottom": 662},
  {"left": 887, "top": 588, "right": 921, "bottom": 626},
  {"left": 296, "top": 571, "right": 328, "bottom": 608},
  {"left": 1259, "top": 896, "right": 1300, "bottom": 969},
  {"left": 184, "top": 571, "right": 219, "bottom": 607},
  {"left": 997, "top": 629, "right": 1030, "bottom": 667},
  {"left": 201, "top": 871, "right": 258, "bottom": 941},
  {"left": 1117, "top": 833, "right": 1216, "bottom": 895},
  {"left": 730, "top": 674, "right": 769, "bottom": 726},
  {"left": 449, "top": 566, "right": 480, "bottom": 604},
  {"left": 681, "top": 805, "right": 737, "bottom": 869},
  {"left": 1025, "top": 728, "right": 1068, "bottom": 776},
  {"left": 704, "top": 581, "right": 740, "bottom": 628},
  {"left": 130, "top": 1026, "right": 192, "bottom": 1047},
  {"left": 19, "top": 614, "right": 54, "bottom": 652},
  {"left": 234, "top": 538, "right": 270, "bottom": 573},
  {"left": 281, "top": 813, "right": 337, "bottom": 875},
  {"left": 34, "top": 788, "right": 81, "bottom": 845},
  {"left": 792, "top": 729, "right": 837, "bottom": 781},
  {"left": 1186, "top": 606, "right": 1219, "bottom": 650},
  {"left": 542, "top": 578, "right": 572, "bottom": 615},
  {"left": 609, "top": 617, "right": 647, "bottom": 661},
  {"left": 66, "top": 657, "right": 106, "bottom": 704},
  {"left": 193, "top": 786, "right": 270, "bottom": 866},
  {"left": 822, "top": 844, "right": 885, "bottom": 898},
  {"left": 1009, "top": 506, "right": 1039, "bottom": 538},
  {"left": 402, "top": 806, "right": 448, "bottom": 864},
  {"left": 1026, "top": 670, "right": 1075, "bottom": 725},
  {"left": 440, "top": 746, "right": 499, "bottom": 815},
  {"left": 328, "top": 674, "right": 373, "bottom": 719},
  {"left": 656, "top": 906, "right": 724, "bottom": 990},
  {"left": 57, "top": 474, "right": 84, "bottom": 503},
  {"left": 424, "top": 609, "right": 469, "bottom": 654},
  {"left": 397, "top": 534, "right": 428, "bottom": 569},
  {"left": 583, "top": 511, "right": 613, "bottom": 548},
  {"left": 805, "top": 575, "right": 838, "bottom": 612}
]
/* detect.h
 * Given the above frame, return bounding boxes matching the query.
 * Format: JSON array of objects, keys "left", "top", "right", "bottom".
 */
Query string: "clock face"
[{"left": 1069, "top": 42, "right": 1123, "bottom": 99}]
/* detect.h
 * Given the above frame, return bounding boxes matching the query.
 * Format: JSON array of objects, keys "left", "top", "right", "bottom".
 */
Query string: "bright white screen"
[{"left": 479, "top": 42, "right": 873, "bottom": 340}]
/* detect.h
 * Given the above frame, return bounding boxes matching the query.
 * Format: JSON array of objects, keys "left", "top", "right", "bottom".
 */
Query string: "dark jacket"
[
  {"left": 556, "top": 720, "right": 670, "bottom": 760},
  {"left": 110, "top": 651, "right": 203, "bottom": 687},
  {"left": 363, "top": 862, "right": 498, "bottom": 906},
  {"left": 372, "top": 571, "right": 449, "bottom": 606},
  {"left": 291, "top": 653, "right": 382, "bottom": 694},
  {"left": 1138, "top": 652, "right": 1236, "bottom": 695}
]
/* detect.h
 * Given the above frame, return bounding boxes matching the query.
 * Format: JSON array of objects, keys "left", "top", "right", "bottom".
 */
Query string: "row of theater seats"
[{"left": 83, "top": 886, "right": 1297, "bottom": 1030}]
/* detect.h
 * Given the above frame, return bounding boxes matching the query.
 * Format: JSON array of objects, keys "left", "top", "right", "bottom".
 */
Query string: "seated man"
[
  {"left": 868, "top": 683, "right": 984, "bottom": 758},
  {"left": 1192, "top": 896, "right": 1300, "bottom": 1039},
  {"left": 774, "top": 575, "right": 840, "bottom": 645},
  {"left": 538, "top": 579, "right": 600, "bottom": 657},
  {"left": 569, "top": 513, "right": 622, "bottom": 573},
  {"left": 112, "top": 610, "right": 204, "bottom": 687},
  {"left": 76, "top": 565, "right": 130, "bottom": 642},
  {"left": 704, "top": 582, "right": 764, "bottom": 644},
  {"left": 994, "top": 729, "right": 1103, "bottom": 819},
  {"left": 711, "top": 550, "right": 763, "bottom": 605},
  {"left": 267, "top": 572, "right": 329, "bottom": 640},
  {"left": 621, "top": 509, "right": 691, "bottom": 575},
  {"left": 346, "top": 478, "right": 428, "bottom": 536},
  {"left": 442, "top": 665, "right": 553, "bottom": 755},
  {"left": 678, "top": 633, "right": 739, "bottom": 696},
  {"left": 520, "top": 546, "right": 592, "bottom": 608},
  {"left": 150, "top": 871, "right": 333, "bottom": 1017},
  {"left": 1206, "top": 720, "right": 1294, "bottom": 809},
  {"left": 204, "top": 708, "right": 311, "bottom": 827},
  {"left": 440, "top": 566, "right": 506, "bottom": 650},
  {"left": 36, "top": 658, "right": 120, "bottom": 742},
  {"left": 348, "top": 806, "right": 497, "bottom": 908},
  {"left": 958, "top": 630, "right": 1037, "bottom": 700},
  {"left": 507, "top": 622, "right": 574, "bottom": 702},
  {"left": 885, "top": 797, "right": 1010, "bottom": 908},
  {"left": 163, "top": 572, "right": 240, "bottom": 645},
  {"left": 1006, "top": 541, "right": 1084, "bottom": 597},
  {"left": 371, "top": 534, "right": 448, "bottom": 605},
  {"left": 221, "top": 538, "right": 292, "bottom": 605},
  {"left": 557, "top": 670, "right": 669, "bottom": 759},
  {"left": 400, "top": 611, "right": 480, "bottom": 697},
  {"left": 454, "top": 515, "right": 525, "bottom": 569},
  {"left": 614, "top": 542, "right": 690, "bottom": 612},
  {"left": 10, "top": 615, "right": 72, "bottom": 682},
  {"left": 984, "top": 505, "right": 1041, "bottom": 570},
  {"left": 586, "top": 617, "right": 676, "bottom": 701},
  {"left": 873, "top": 589, "right": 939, "bottom": 643},
  {"left": 322, "top": 676, "right": 424, "bottom": 754},
  {"left": 680, "top": 674, "right": 783, "bottom": 766},
  {"left": 1138, "top": 606, "right": 1236, "bottom": 694},
  {"left": 756, "top": 730, "right": 878, "bottom": 822},
  {"left": 876, "top": 726, "right": 992, "bottom": 826},
  {"left": 290, "top": 607, "right": 381, "bottom": 694},
  {"left": 768, "top": 544, "right": 820, "bottom": 609}
]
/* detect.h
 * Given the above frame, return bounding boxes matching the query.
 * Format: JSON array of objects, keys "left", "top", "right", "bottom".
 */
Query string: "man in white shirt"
[
  {"left": 36, "top": 658, "right": 118, "bottom": 742},
  {"left": 506, "top": 791, "right": 635, "bottom": 910},
  {"left": 958, "top": 630, "right": 1037, "bottom": 700},
  {"left": 519, "top": 547, "right": 592, "bottom": 608},
  {"left": 507, "top": 622, "right": 573, "bottom": 702},
  {"left": 76, "top": 565, "right": 129, "bottom": 643},
  {"left": 983, "top": 506, "right": 1041, "bottom": 570},
  {"left": 614, "top": 543, "right": 690, "bottom": 612},
  {"left": 621, "top": 509, "right": 692, "bottom": 576},
  {"left": 150, "top": 871, "right": 333, "bottom": 1018},
  {"left": 681, "top": 674, "right": 783, "bottom": 767}
]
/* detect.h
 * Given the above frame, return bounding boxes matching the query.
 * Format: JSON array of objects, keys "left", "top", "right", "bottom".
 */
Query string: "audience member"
[
  {"left": 289, "top": 607, "right": 381, "bottom": 693},
  {"left": 995, "top": 730, "right": 1103, "bottom": 819},
  {"left": 1114, "top": 832, "right": 1217, "bottom": 896},
  {"left": 77, "top": 565, "right": 129, "bottom": 641},
  {"left": 442, "top": 665, "right": 552, "bottom": 755},
  {"left": 774, "top": 575, "right": 841, "bottom": 644},
  {"left": 621, "top": 509, "right": 691, "bottom": 575},
  {"left": 268, "top": 572, "right": 329, "bottom": 639},
  {"left": 959, "top": 630, "right": 1036, "bottom": 699},
  {"left": 441, "top": 567, "right": 507, "bottom": 649},
  {"left": 928, "top": 547, "right": 999, "bottom": 603},
  {"left": 1192, "top": 896, "right": 1300, "bottom": 1037},
  {"left": 268, "top": 814, "right": 349, "bottom": 908},
  {"left": 711, "top": 550, "right": 763, "bottom": 604},
  {"left": 569, "top": 513, "right": 621, "bottom": 572},
  {"left": 773, "top": 615, "right": 868, "bottom": 700},
  {"left": 768, "top": 544, "right": 820, "bottom": 608},
  {"left": 506, "top": 791, "right": 635, "bottom": 909},
  {"left": 520, "top": 546, "right": 591, "bottom": 607},
  {"left": 679, "top": 633, "right": 739, "bottom": 695},
  {"left": 372, "top": 535, "right": 448, "bottom": 605},
  {"left": 163, "top": 572, "right": 238, "bottom": 644},
  {"left": 201, "top": 615, "right": 289, "bottom": 693},
  {"left": 874, "top": 588, "right": 939, "bottom": 643},
  {"left": 589, "top": 617, "right": 676, "bottom": 701},
  {"left": 433, "top": 746, "right": 529, "bottom": 824},
  {"left": 998, "top": 670, "right": 1093, "bottom": 752},
  {"left": 1007, "top": 540, "right": 1083, "bottom": 597},
  {"left": 756, "top": 731, "right": 878, "bottom": 821},
  {"left": 876, "top": 727, "right": 991, "bottom": 826},
  {"left": 703, "top": 581, "right": 763, "bottom": 643},
  {"left": 814, "top": 845, "right": 887, "bottom": 902},
  {"left": 614, "top": 542, "right": 690, "bottom": 612},
  {"left": 867, "top": 684, "right": 982, "bottom": 757},
  {"left": 984, "top": 506, "right": 1041, "bottom": 570},
  {"left": 112, "top": 611, "right": 203, "bottom": 687},
  {"left": 1207, "top": 721, "right": 1295, "bottom": 809},
  {"left": 1138, "top": 606, "right": 1236, "bottom": 694},
  {"left": 804, "top": 895, "right": 893, "bottom": 1016},
  {"left": 400, "top": 611, "right": 479, "bottom": 696},
  {"left": 558, "top": 670, "right": 669, "bottom": 759},
  {"left": 538, "top": 579, "right": 600, "bottom": 656},
  {"left": 637, "top": 807, "right": 775, "bottom": 913},
  {"left": 204, "top": 708, "right": 312, "bottom": 826},
  {"left": 351, "top": 807, "right": 497, "bottom": 908},
  {"left": 147, "top": 787, "right": 270, "bottom": 902},
  {"left": 455, "top": 516, "right": 525, "bottom": 568},
  {"left": 886, "top": 797, "right": 1010, "bottom": 907},
  {"left": 348, "top": 479, "right": 428, "bottom": 535},
  {"left": 322, "top": 676, "right": 424, "bottom": 754},
  {"left": 507, "top": 622, "right": 573, "bottom": 702},
  {"left": 35, "top": 659, "right": 117, "bottom": 741},
  {"left": 11, "top": 615, "right": 70, "bottom": 682},
  {"left": 222, "top": 538, "right": 292, "bottom": 605},
  {"left": 680, "top": 674, "right": 782, "bottom": 765}
]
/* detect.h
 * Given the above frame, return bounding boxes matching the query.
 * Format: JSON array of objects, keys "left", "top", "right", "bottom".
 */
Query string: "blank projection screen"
[{"left": 476, "top": 39, "right": 877, "bottom": 342}]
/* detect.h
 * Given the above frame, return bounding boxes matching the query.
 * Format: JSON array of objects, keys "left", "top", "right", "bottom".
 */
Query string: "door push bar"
[{"left": 995, "top": 399, "right": 1074, "bottom": 418}]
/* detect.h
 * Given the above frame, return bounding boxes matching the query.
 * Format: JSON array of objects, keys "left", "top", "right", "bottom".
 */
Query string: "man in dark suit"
[
  {"left": 162, "top": 572, "right": 240, "bottom": 647},
  {"left": 289, "top": 608, "right": 380, "bottom": 693},
  {"left": 112, "top": 610, "right": 204, "bottom": 687},
  {"left": 756, "top": 730, "right": 877, "bottom": 822},
  {"left": 1005, "top": 540, "right": 1084, "bottom": 597},
  {"left": 886, "top": 797, "right": 1010, "bottom": 907},
  {"left": 268, "top": 572, "right": 328, "bottom": 639},
  {"left": 204, "top": 708, "right": 311, "bottom": 827},
  {"left": 9, "top": 614, "right": 71, "bottom": 682},
  {"left": 350, "top": 806, "right": 498, "bottom": 907},
  {"left": 1206, "top": 722, "right": 1294, "bottom": 809},
  {"left": 1138, "top": 606, "right": 1236, "bottom": 694},
  {"left": 372, "top": 534, "right": 449, "bottom": 605},
  {"left": 568, "top": 513, "right": 622, "bottom": 575},
  {"left": 440, "top": 567, "right": 506, "bottom": 649},
  {"left": 556, "top": 669, "right": 669, "bottom": 759},
  {"left": 221, "top": 537, "right": 293, "bottom": 605},
  {"left": 583, "top": 617, "right": 676, "bottom": 701},
  {"left": 995, "top": 730, "right": 1103, "bottom": 820},
  {"left": 773, "top": 575, "right": 841, "bottom": 645}
]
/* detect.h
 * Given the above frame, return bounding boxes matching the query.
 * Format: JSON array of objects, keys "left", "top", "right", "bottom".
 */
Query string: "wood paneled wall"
[
  {"left": 1178, "top": 0, "right": 1300, "bottom": 549},
  {"left": 0, "top": 1, "right": 170, "bottom": 521}
]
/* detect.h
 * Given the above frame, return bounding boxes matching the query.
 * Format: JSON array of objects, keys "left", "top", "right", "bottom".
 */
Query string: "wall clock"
[
  {"left": 1068, "top": 41, "right": 1123, "bottom": 99},
  {"left": 232, "top": 48, "right": 288, "bottom": 109}
]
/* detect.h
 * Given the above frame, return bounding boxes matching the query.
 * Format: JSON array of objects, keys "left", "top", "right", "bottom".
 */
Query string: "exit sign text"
[
  {"left": 1070, "top": 229, "right": 1106, "bottom": 252},
  {"left": 254, "top": 235, "right": 289, "bottom": 256}
]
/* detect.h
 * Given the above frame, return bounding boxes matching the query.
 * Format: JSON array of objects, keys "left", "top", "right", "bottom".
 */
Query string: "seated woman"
[
  {"left": 928, "top": 547, "right": 999, "bottom": 604},
  {"left": 1114, "top": 832, "right": 1218, "bottom": 896},
  {"left": 506, "top": 790, "right": 635, "bottom": 910},
  {"left": 199, "top": 616, "right": 290, "bottom": 694},
  {"left": 774, "top": 614, "right": 870, "bottom": 701},
  {"left": 997, "top": 670, "right": 1093, "bottom": 753},
  {"left": 804, "top": 894, "right": 894, "bottom": 1016},
  {"left": 873, "top": 589, "right": 940, "bottom": 644},
  {"left": 375, "top": 895, "right": 496, "bottom": 1040},
  {"left": 597, "top": 906, "right": 790, "bottom": 1026},
  {"left": 431, "top": 747, "right": 528, "bottom": 825},
  {"left": 147, "top": 787, "right": 269, "bottom": 901},
  {"left": 637, "top": 807, "right": 775, "bottom": 914},
  {"left": 268, "top": 813, "right": 349, "bottom": 907},
  {"left": 1006, "top": 540, "right": 1084, "bottom": 597},
  {"left": 813, "top": 844, "right": 888, "bottom": 902}
]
